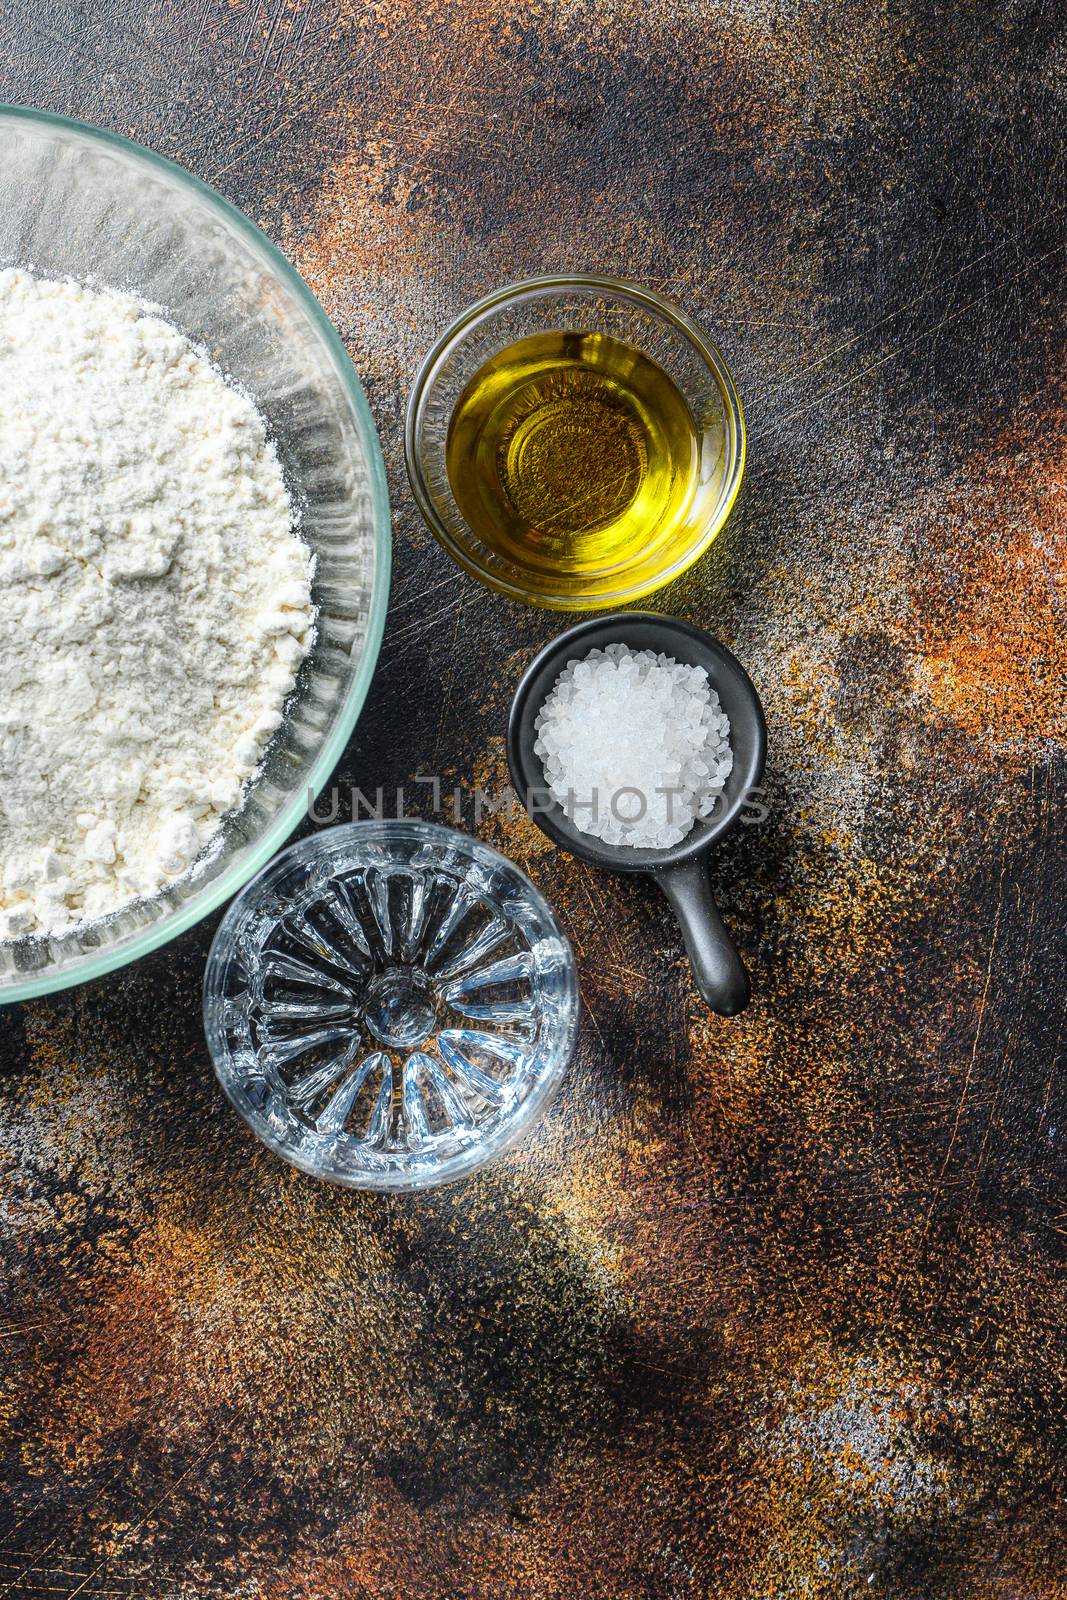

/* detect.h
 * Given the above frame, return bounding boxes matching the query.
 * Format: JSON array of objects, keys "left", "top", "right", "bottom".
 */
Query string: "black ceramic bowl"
[{"left": 507, "top": 612, "right": 766, "bottom": 1016}]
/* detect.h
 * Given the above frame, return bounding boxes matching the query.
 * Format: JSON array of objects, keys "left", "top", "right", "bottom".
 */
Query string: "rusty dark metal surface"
[{"left": 1, "top": 3, "right": 1066, "bottom": 1595}]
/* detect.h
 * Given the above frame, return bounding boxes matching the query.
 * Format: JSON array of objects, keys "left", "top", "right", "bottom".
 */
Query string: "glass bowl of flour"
[{"left": 0, "top": 109, "right": 390, "bottom": 1002}]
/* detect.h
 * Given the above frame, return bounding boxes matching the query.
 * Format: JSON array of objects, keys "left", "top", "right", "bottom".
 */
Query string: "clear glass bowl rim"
[
  {"left": 202, "top": 819, "right": 581, "bottom": 1190},
  {"left": 0, "top": 104, "right": 392, "bottom": 1005},
  {"left": 403, "top": 271, "right": 747, "bottom": 608}
]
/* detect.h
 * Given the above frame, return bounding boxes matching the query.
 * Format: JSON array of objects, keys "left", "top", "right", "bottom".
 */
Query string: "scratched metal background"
[{"left": 0, "top": 2, "right": 1065, "bottom": 1596}]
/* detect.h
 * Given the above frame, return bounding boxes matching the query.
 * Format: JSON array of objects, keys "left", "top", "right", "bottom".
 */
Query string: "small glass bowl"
[
  {"left": 404, "top": 274, "right": 745, "bottom": 610},
  {"left": 203, "top": 822, "right": 579, "bottom": 1190}
]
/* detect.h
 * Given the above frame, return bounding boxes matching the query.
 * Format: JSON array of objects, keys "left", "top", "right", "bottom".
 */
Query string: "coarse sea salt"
[{"left": 533, "top": 642, "right": 733, "bottom": 850}]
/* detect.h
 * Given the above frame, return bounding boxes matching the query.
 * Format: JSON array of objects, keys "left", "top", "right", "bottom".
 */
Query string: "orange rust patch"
[{"left": 904, "top": 395, "right": 1067, "bottom": 759}]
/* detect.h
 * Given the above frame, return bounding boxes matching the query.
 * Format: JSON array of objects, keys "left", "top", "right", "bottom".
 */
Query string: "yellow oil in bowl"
[{"left": 445, "top": 330, "right": 728, "bottom": 604}]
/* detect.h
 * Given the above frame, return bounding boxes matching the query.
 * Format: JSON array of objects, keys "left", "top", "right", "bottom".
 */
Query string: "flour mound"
[{"left": 0, "top": 268, "right": 314, "bottom": 938}]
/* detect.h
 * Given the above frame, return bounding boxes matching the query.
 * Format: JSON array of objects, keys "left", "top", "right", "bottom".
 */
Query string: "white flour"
[{"left": 0, "top": 269, "right": 314, "bottom": 939}]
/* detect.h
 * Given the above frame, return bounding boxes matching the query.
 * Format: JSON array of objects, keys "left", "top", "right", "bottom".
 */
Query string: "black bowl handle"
[{"left": 656, "top": 858, "right": 751, "bottom": 1017}]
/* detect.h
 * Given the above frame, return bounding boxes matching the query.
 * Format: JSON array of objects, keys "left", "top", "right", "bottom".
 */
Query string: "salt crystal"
[{"left": 533, "top": 642, "right": 734, "bottom": 851}]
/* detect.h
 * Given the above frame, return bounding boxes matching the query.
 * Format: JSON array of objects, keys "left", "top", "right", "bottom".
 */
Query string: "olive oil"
[{"left": 446, "top": 330, "right": 724, "bottom": 602}]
